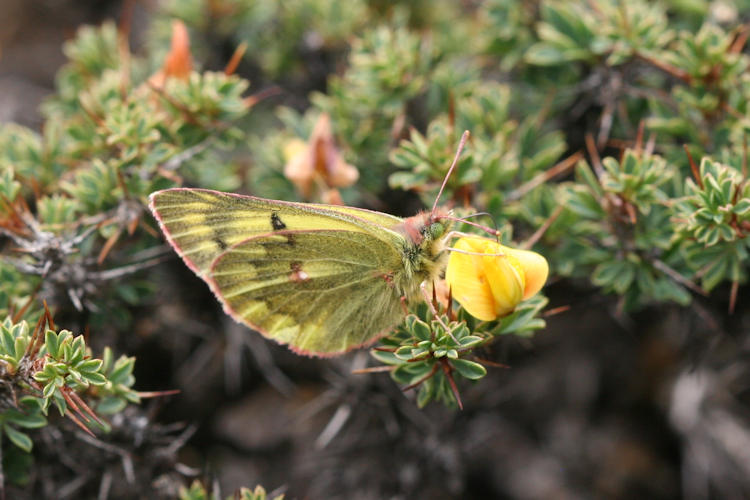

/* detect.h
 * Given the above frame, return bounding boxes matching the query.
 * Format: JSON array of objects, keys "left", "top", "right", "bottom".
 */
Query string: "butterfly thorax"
[{"left": 391, "top": 211, "right": 452, "bottom": 300}]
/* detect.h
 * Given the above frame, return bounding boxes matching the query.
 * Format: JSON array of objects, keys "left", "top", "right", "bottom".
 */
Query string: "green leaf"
[
  {"left": 525, "top": 43, "right": 567, "bottom": 66},
  {"left": 4, "top": 425, "right": 32, "bottom": 452},
  {"left": 95, "top": 396, "right": 128, "bottom": 415},
  {"left": 44, "top": 330, "right": 60, "bottom": 358},
  {"left": 5, "top": 409, "right": 47, "bottom": 429},
  {"left": 416, "top": 381, "right": 433, "bottom": 408},
  {"left": 77, "top": 358, "right": 103, "bottom": 374},
  {"left": 83, "top": 372, "right": 108, "bottom": 386},
  {"left": 451, "top": 359, "right": 487, "bottom": 380},
  {"left": 370, "top": 349, "right": 400, "bottom": 365},
  {"left": 412, "top": 319, "right": 432, "bottom": 342}
]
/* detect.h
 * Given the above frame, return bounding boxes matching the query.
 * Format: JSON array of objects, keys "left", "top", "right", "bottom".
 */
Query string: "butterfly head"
[{"left": 398, "top": 209, "right": 452, "bottom": 246}]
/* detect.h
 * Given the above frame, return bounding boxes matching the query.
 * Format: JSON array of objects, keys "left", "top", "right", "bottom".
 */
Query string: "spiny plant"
[
  {"left": 179, "top": 480, "right": 285, "bottom": 500},
  {"left": 0, "top": 306, "right": 138, "bottom": 486},
  {"left": 3, "top": 0, "right": 750, "bottom": 496}
]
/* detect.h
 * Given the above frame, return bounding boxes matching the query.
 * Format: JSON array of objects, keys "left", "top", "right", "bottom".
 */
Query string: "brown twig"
[
  {"left": 224, "top": 42, "right": 247, "bottom": 75},
  {"left": 634, "top": 51, "right": 692, "bottom": 84},
  {"left": 585, "top": 132, "right": 606, "bottom": 179},
  {"left": 507, "top": 151, "right": 583, "bottom": 201},
  {"left": 401, "top": 363, "right": 439, "bottom": 392},
  {"left": 522, "top": 205, "right": 565, "bottom": 250},
  {"left": 652, "top": 259, "right": 707, "bottom": 296},
  {"left": 351, "top": 365, "right": 395, "bottom": 374},
  {"left": 729, "top": 279, "right": 739, "bottom": 314},
  {"left": 440, "top": 359, "right": 463, "bottom": 410},
  {"left": 683, "top": 145, "right": 703, "bottom": 189},
  {"left": 243, "top": 86, "right": 283, "bottom": 108},
  {"left": 541, "top": 305, "right": 571, "bottom": 317}
]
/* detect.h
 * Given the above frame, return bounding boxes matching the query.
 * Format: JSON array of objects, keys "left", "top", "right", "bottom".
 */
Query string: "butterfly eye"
[{"left": 428, "top": 222, "right": 445, "bottom": 239}]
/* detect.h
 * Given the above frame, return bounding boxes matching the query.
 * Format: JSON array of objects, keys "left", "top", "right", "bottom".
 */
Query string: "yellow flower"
[{"left": 445, "top": 236, "right": 548, "bottom": 321}]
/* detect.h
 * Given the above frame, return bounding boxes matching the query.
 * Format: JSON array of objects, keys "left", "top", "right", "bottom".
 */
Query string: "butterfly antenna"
[
  {"left": 457, "top": 212, "right": 501, "bottom": 239},
  {"left": 442, "top": 215, "right": 501, "bottom": 238},
  {"left": 431, "top": 130, "right": 470, "bottom": 216}
]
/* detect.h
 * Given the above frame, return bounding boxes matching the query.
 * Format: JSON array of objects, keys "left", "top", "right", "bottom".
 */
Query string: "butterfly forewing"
[
  {"left": 210, "top": 230, "right": 405, "bottom": 354},
  {"left": 150, "top": 188, "right": 403, "bottom": 278}
]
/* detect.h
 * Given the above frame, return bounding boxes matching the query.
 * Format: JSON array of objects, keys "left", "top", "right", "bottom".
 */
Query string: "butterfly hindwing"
[{"left": 209, "top": 230, "right": 405, "bottom": 354}]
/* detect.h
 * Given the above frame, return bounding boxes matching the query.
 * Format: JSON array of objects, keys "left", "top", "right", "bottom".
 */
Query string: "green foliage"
[
  {"left": 179, "top": 480, "right": 284, "bottom": 500},
  {"left": 555, "top": 150, "right": 691, "bottom": 308},
  {"left": 0, "top": 316, "right": 138, "bottom": 452},
  {"left": 0, "top": 21, "right": 254, "bottom": 327},
  {"left": 311, "top": 24, "right": 438, "bottom": 190},
  {"left": 372, "top": 298, "right": 547, "bottom": 408},
  {"left": 673, "top": 157, "right": 750, "bottom": 290},
  {"left": 155, "top": 0, "right": 366, "bottom": 78},
  {"left": 526, "top": 0, "right": 673, "bottom": 67}
]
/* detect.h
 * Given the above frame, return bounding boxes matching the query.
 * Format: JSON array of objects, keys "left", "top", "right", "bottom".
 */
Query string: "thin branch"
[
  {"left": 224, "top": 42, "right": 247, "bottom": 75},
  {"left": 585, "top": 132, "right": 606, "bottom": 179},
  {"left": 401, "top": 363, "right": 439, "bottom": 392},
  {"left": 729, "top": 280, "right": 739, "bottom": 314},
  {"left": 652, "top": 259, "right": 707, "bottom": 296},
  {"left": 522, "top": 205, "right": 565, "bottom": 250},
  {"left": 440, "top": 359, "right": 463, "bottom": 410},
  {"left": 683, "top": 145, "right": 703, "bottom": 189},
  {"left": 315, "top": 404, "right": 352, "bottom": 449},
  {"left": 90, "top": 254, "right": 173, "bottom": 281},
  {"left": 507, "top": 151, "right": 583, "bottom": 201},
  {"left": 351, "top": 365, "right": 394, "bottom": 374}
]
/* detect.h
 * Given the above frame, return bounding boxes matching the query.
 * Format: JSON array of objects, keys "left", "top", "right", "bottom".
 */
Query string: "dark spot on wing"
[
  {"left": 214, "top": 236, "right": 227, "bottom": 250},
  {"left": 271, "top": 212, "right": 286, "bottom": 231}
]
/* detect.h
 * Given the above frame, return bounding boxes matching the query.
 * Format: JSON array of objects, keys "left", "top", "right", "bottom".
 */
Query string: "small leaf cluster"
[
  {"left": 373, "top": 297, "right": 547, "bottom": 408},
  {"left": 549, "top": 143, "right": 750, "bottom": 308},
  {"left": 525, "top": 1, "right": 673, "bottom": 67},
  {"left": 310, "top": 23, "right": 439, "bottom": 191},
  {"left": 154, "top": 0, "right": 367, "bottom": 78},
  {"left": 246, "top": 9, "right": 478, "bottom": 200},
  {"left": 555, "top": 149, "right": 690, "bottom": 308},
  {"left": 0, "top": 21, "right": 254, "bottom": 327},
  {"left": 514, "top": 1, "right": 749, "bottom": 161},
  {"left": 673, "top": 157, "right": 750, "bottom": 291},
  {"left": 0, "top": 316, "right": 138, "bottom": 453},
  {"left": 179, "top": 480, "right": 284, "bottom": 500}
]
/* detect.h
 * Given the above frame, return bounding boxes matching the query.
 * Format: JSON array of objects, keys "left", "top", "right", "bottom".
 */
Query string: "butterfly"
[{"left": 149, "top": 133, "right": 471, "bottom": 356}]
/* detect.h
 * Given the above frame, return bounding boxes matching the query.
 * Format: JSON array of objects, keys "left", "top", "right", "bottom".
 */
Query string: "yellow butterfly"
[
  {"left": 149, "top": 188, "right": 453, "bottom": 356},
  {"left": 148, "top": 134, "right": 473, "bottom": 356}
]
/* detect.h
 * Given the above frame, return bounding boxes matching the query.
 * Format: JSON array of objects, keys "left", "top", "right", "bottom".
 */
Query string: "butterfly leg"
[
  {"left": 399, "top": 296, "right": 408, "bottom": 315},
  {"left": 419, "top": 281, "right": 458, "bottom": 343}
]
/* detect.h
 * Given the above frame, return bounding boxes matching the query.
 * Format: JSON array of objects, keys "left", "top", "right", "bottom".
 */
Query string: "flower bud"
[{"left": 445, "top": 236, "right": 548, "bottom": 321}]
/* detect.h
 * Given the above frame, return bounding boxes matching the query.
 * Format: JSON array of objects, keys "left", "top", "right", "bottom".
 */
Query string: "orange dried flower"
[
  {"left": 283, "top": 114, "right": 359, "bottom": 201},
  {"left": 149, "top": 20, "right": 193, "bottom": 87}
]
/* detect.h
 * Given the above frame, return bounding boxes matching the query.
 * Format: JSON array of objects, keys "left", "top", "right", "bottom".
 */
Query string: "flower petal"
[{"left": 446, "top": 236, "right": 548, "bottom": 321}]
